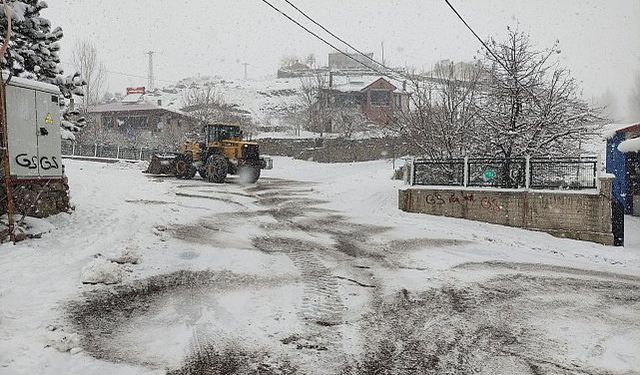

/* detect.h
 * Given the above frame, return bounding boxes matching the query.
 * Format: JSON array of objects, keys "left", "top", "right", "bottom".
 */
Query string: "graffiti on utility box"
[
  {"left": 425, "top": 192, "right": 502, "bottom": 212},
  {"left": 4, "top": 75, "right": 62, "bottom": 179}
]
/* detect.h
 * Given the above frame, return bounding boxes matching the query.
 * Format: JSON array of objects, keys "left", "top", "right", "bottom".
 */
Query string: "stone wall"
[
  {"left": 398, "top": 177, "right": 615, "bottom": 245},
  {"left": 1, "top": 178, "right": 71, "bottom": 219},
  {"left": 259, "top": 137, "right": 414, "bottom": 163}
]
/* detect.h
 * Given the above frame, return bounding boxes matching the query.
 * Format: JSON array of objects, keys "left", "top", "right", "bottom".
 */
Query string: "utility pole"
[
  {"left": 381, "top": 41, "right": 385, "bottom": 67},
  {"left": 0, "top": 0, "right": 14, "bottom": 243},
  {"left": 146, "top": 50, "right": 155, "bottom": 91},
  {"left": 242, "top": 63, "right": 249, "bottom": 80}
]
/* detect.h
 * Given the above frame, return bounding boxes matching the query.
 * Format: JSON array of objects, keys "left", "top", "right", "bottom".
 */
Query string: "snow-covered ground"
[{"left": 0, "top": 157, "right": 639, "bottom": 374}]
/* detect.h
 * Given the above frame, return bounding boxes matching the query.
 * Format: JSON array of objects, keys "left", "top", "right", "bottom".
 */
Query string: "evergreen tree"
[{"left": 0, "top": 0, "right": 86, "bottom": 139}]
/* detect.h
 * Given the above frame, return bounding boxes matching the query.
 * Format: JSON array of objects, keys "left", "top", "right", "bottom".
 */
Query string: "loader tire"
[
  {"left": 238, "top": 165, "right": 261, "bottom": 184},
  {"left": 175, "top": 154, "right": 193, "bottom": 179},
  {"left": 205, "top": 155, "right": 228, "bottom": 183}
]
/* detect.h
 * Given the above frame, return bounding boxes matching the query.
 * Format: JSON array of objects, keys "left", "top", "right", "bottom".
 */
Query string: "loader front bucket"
[{"left": 145, "top": 153, "right": 177, "bottom": 175}]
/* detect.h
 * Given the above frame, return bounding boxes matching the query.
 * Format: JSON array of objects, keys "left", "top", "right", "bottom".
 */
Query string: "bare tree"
[
  {"left": 475, "top": 28, "right": 602, "bottom": 159},
  {"left": 392, "top": 63, "right": 482, "bottom": 159},
  {"left": 331, "top": 105, "right": 369, "bottom": 139},
  {"left": 71, "top": 40, "right": 107, "bottom": 110},
  {"left": 181, "top": 85, "right": 259, "bottom": 138},
  {"left": 296, "top": 72, "right": 331, "bottom": 136},
  {"left": 182, "top": 84, "right": 227, "bottom": 125}
]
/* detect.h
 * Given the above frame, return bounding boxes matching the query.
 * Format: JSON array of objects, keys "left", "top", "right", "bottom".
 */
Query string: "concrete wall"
[
  {"left": 399, "top": 177, "right": 615, "bottom": 245},
  {"left": 259, "top": 137, "right": 414, "bottom": 163}
]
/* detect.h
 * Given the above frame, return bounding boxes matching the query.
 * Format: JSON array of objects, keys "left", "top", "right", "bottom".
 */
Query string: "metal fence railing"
[
  {"left": 413, "top": 159, "right": 465, "bottom": 186},
  {"left": 61, "top": 140, "right": 173, "bottom": 162},
  {"left": 467, "top": 158, "right": 527, "bottom": 188},
  {"left": 410, "top": 156, "right": 599, "bottom": 191},
  {"left": 530, "top": 157, "right": 598, "bottom": 190}
]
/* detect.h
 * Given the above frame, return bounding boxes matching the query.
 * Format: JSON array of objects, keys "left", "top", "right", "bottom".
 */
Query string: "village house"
[
  {"left": 277, "top": 61, "right": 314, "bottom": 78},
  {"left": 315, "top": 75, "right": 411, "bottom": 130},
  {"left": 87, "top": 87, "right": 199, "bottom": 142}
]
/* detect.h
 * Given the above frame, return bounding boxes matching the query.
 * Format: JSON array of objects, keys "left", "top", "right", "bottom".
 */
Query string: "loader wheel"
[
  {"left": 205, "top": 155, "right": 228, "bottom": 183},
  {"left": 238, "top": 165, "right": 261, "bottom": 184},
  {"left": 174, "top": 154, "right": 193, "bottom": 179}
]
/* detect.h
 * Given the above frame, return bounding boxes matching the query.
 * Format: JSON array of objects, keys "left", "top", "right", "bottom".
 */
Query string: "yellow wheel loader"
[{"left": 146, "top": 123, "right": 272, "bottom": 183}]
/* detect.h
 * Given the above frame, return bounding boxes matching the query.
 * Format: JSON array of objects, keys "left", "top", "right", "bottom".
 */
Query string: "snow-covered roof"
[
  {"left": 329, "top": 76, "right": 409, "bottom": 94},
  {"left": 121, "top": 93, "right": 144, "bottom": 103},
  {"left": 89, "top": 89, "right": 190, "bottom": 117},
  {"left": 2, "top": 72, "right": 60, "bottom": 95},
  {"left": 603, "top": 122, "right": 640, "bottom": 139},
  {"left": 618, "top": 137, "right": 640, "bottom": 153}
]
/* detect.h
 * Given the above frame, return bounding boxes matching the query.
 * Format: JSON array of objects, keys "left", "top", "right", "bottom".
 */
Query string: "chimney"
[
  {"left": 402, "top": 80, "right": 407, "bottom": 92},
  {"left": 329, "top": 71, "right": 333, "bottom": 88}
]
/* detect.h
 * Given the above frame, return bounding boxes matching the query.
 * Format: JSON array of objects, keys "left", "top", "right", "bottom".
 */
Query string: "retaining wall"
[
  {"left": 1, "top": 177, "right": 71, "bottom": 219},
  {"left": 398, "top": 177, "right": 614, "bottom": 245},
  {"left": 259, "top": 137, "right": 413, "bottom": 163}
]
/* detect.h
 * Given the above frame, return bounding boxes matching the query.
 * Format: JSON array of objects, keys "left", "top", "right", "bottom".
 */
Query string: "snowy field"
[{"left": 0, "top": 157, "right": 639, "bottom": 375}]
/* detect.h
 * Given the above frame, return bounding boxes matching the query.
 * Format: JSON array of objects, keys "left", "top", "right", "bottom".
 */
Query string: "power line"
[
  {"left": 443, "top": 0, "right": 512, "bottom": 77},
  {"left": 259, "top": 0, "right": 402, "bottom": 82},
  {"left": 59, "top": 61, "right": 179, "bottom": 86},
  {"left": 443, "top": 0, "right": 542, "bottom": 108},
  {"left": 281, "top": 0, "right": 411, "bottom": 81}
]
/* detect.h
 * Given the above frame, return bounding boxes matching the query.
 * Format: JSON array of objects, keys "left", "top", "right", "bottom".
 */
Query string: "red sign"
[{"left": 126, "top": 87, "right": 146, "bottom": 95}]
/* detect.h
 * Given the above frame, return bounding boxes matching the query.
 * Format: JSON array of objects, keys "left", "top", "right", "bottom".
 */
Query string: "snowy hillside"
[{"left": 150, "top": 75, "right": 302, "bottom": 131}]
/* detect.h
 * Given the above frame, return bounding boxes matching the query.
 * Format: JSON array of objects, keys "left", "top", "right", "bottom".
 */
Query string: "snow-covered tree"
[
  {"left": 475, "top": 28, "right": 602, "bottom": 159},
  {"left": 0, "top": 0, "right": 86, "bottom": 139},
  {"left": 392, "top": 63, "right": 482, "bottom": 159}
]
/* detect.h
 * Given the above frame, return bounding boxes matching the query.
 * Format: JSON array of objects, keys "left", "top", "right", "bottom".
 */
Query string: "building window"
[
  {"left": 116, "top": 116, "right": 149, "bottom": 131},
  {"left": 103, "top": 116, "right": 115, "bottom": 128},
  {"left": 370, "top": 90, "right": 391, "bottom": 107}
]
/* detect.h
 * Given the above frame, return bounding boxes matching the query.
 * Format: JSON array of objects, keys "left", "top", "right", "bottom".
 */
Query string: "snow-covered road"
[{"left": 1, "top": 157, "right": 639, "bottom": 374}]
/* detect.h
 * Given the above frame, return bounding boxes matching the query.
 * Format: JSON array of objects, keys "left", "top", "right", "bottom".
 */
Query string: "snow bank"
[
  {"left": 618, "top": 137, "right": 640, "bottom": 153},
  {"left": 108, "top": 246, "right": 141, "bottom": 265},
  {"left": 46, "top": 329, "right": 81, "bottom": 353},
  {"left": 80, "top": 258, "right": 123, "bottom": 285}
]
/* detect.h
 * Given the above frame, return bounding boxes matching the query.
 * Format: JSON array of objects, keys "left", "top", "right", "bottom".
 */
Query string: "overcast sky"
[{"left": 47, "top": 0, "right": 640, "bottom": 120}]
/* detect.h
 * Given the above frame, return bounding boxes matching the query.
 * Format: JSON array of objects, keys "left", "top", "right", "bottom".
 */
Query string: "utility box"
[{"left": 4, "top": 75, "right": 62, "bottom": 180}]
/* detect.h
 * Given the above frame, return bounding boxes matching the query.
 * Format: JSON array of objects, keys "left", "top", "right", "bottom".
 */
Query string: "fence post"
[
  {"left": 116, "top": 146, "right": 120, "bottom": 160},
  {"left": 596, "top": 154, "right": 602, "bottom": 190},
  {"left": 139, "top": 148, "right": 143, "bottom": 161},
  {"left": 525, "top": 155, "right": 531, "bottom": 189},
  {"left": 94, "top": 144, "right": 98, "bottom": 157},
  {"left": 71, "top": 142, "right": 76, "bottom": 156},
  {"left": 463, "top": 156, "right": 469, "bottom": 188},
  {"left": 409, "top": 158, "right": 415, "bottom": 186}
]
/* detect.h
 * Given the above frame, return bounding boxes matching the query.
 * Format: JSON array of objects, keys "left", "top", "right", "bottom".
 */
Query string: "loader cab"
[{"left": 205, "top": 124, "right": 243, "bottom": 143}]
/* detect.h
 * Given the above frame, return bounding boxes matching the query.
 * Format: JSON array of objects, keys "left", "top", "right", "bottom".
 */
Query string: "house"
[
  {"left": 315, "top": 75, "right": 411, "bottom": 130},
  {"left": 87, "top": 87, "right": 199, "bottom": 142},
  {"left": 277, "top": 61, "right": 314, "bottom": 78}
]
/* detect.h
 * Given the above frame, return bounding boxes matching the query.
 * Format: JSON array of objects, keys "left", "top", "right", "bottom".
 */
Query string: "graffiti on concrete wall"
[{"left": 426, "top": 192, "right": 501, "bottom": 212}]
